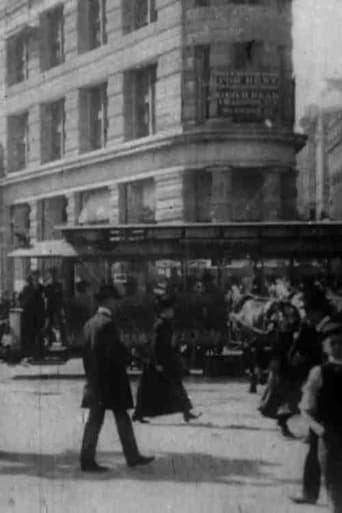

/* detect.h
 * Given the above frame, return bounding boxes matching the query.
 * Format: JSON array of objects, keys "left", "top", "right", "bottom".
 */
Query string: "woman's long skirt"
[{"left": 134, "top": 365, "right": 192, "bottom": 418}]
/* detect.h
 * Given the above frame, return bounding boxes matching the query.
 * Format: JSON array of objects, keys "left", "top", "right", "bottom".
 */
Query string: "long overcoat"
[{"left": 81, "top": 309, "right": 133, "bottom": 411}]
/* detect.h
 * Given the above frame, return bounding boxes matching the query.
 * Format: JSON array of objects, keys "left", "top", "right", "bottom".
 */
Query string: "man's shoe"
[
  {"left": 127, "top": 455, "right": 155, "bottom": 468},
  {"left": 183, "top": 411, "right": 202, "bottom": 423},
  {"left": 290, "top": 496, "right": 316, "bottom": 505},
  {"left": 81, "top": 462, "right": 109, "bottom": 473},
  {"left": 132, "top": 413, "right": 150, "bottom": 424}
]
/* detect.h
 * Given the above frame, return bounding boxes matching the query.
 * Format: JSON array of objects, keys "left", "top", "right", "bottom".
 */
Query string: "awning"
[{"left": 8, "top": 240, "right": 78, "bottom": 258}]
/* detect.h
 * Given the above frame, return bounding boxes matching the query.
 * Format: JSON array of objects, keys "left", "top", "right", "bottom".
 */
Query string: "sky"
[{"left": 293, "top": 0, "right": 342, "bottom": 117}]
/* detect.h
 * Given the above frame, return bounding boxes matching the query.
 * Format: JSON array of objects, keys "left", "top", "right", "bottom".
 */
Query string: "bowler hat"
[{"left": 95, "top": 284, "right": 120, "bottom": 302}]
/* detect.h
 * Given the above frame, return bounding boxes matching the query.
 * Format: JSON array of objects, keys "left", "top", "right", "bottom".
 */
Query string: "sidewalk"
[
  {"left": 0, "top": 358, "right": 206, "bottom": 381},
  {"left": 0, "top": 375, "right": 325, "bottom": 513}
]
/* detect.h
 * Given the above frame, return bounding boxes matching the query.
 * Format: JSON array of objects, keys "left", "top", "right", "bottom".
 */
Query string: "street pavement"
[{"left": 0, "top": 360, "right": 328, "bottom": 513}]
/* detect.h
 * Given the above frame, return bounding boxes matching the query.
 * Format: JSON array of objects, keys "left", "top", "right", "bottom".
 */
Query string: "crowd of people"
[
  {"left": 0, "top": 268, "right": 94, "bottom": 358},
  {"left": 79, "top": 276, "right": 342, "bottom": 512},
  {"left": 247, "top": 282, "right": 342, "bottom": 513},
  {"left": 0, "top": 267, "right": 342, "bottom": 511}
]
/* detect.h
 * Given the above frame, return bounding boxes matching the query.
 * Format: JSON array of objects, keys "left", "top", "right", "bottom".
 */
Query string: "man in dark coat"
[
  {"left": 44, "top": 268, "right": 66, "bottom": 346},
  {"left": 300, "top": 322, "right": 342, "bottom": 513},
  {"left": 80, "top": 284, "right": 154, "bottom": 472},
  {"left": 19, "top": 271, "right": 46, "bottom": 357},
  {"left": 291, "top": 286, "right": 333, "bottom": 505}
]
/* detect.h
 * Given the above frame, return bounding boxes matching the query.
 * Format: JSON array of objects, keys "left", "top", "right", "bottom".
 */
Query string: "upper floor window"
[
  {"left": 10, "top": 203, "right": 30, "bottom": 248},
  {"left": 37, "top": 196, "right": 67, "bottom": 241},
  {"left": 7, "top": 112, "right": 29, "bottom": 173},
  {"left": 40, "top": 99, "right": 66, "bottom": 163},
  {"left": 40, "top": 5, "right": 64, "bottom": 71},
  {"left": 195, "top": 45, "right": 210, "bottom": 122},
  {"left": 79, "top": 83, "right": 108, "bottom": 152},
  {"left": 122, "top": 0, "right": 157, "bottom": 34},
  {"left": 123, "top": 178, "right": 156, "bottom": 223},
  {"left": 6, "top": 32, "right": 29, "bottom": 86},
  {"left": 78, "top": 0, "right": 107, "bottom": 53},
  {"left": 124, "top": 65, "right": 157, "bottom": 139}
]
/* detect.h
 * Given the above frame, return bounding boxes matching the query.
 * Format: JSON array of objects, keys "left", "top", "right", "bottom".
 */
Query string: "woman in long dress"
[
  {"left": 133, "top": 294, "right": 201, "bottom": 423},
  {"left": 259, "top": 302, "right": 302, "bottom": 437}
]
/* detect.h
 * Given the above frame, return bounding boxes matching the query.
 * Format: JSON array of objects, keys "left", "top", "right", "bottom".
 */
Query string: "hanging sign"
[{"left": 210, "top": 70, "right": 281, "bottom": 122}]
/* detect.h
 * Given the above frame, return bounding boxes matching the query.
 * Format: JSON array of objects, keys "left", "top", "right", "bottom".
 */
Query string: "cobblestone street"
[{"left": 0, "top": 361, "right": 327, "bottom": 513}]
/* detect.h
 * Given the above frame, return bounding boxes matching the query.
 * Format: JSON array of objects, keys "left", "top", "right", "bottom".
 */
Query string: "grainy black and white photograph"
[{"left": 0, "top": 0, "right": 342, "bottom": 512}]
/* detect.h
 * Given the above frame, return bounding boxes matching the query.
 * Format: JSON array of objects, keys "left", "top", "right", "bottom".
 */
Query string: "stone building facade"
[
  {"left": 0, "top": 0, "right": 303, "bottom": 291},
  {"left": 296, "top": 83, "right": 342, "bottom": 221}
]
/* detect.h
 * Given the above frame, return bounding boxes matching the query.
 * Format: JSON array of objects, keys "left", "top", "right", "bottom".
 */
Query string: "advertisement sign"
[{"left": 209, "top": 70, "right": 281, "bottom": 122}]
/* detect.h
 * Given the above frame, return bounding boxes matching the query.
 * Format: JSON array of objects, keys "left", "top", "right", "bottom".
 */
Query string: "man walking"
[
  {"left": 80, "top": 284, "right": 154, "bottom": 472},
  {"left": 291, "top": 285, "right": 333, "bottom": 505},
  {"left": 300, "top": 321, "right": 342, "bottom": 513},
  {"left": 19, "top": 271, "right": 46, "bottom": 358}
]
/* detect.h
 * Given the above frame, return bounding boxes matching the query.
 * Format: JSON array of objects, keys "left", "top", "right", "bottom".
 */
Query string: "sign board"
[{"left": 210, "top": 70, "right": 281, "bottom": 123}]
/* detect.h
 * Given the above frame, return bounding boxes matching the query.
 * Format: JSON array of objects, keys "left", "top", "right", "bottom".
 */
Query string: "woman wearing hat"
[{"left": 133, "top": 292, "right": 201, "bottom": 423}]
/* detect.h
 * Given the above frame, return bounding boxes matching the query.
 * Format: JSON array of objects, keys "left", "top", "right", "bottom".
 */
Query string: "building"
[
  {"left": 0, "top": 0, "right": 303, "bottom": 293},
  {"left": 297, "top": 82, "right": 342, "bottom": 221},
  {"left": 296, "top": 104, "right": 322, "bottom": 220}
]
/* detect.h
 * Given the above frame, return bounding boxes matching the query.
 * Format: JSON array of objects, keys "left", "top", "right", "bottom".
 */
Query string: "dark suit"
[
  {"left": 294, "top": 322, "right": 324, "bottom": 502},
  {"left": 80, "top": 308, "right": 140, "bottom": 467},
  {"left": 19, "top": 283, "right": 46, "bottom": 356}
]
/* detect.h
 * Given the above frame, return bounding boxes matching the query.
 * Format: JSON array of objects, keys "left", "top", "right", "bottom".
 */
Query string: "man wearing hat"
[
  {"left": 300, "top": 321, "right": 342, "bottom": 513},
  {"left": 80, "top": 284, "right": 154, "bottom": 472},
  {"left": 291, "top": 285, "right": 335, "bottom": 505}
]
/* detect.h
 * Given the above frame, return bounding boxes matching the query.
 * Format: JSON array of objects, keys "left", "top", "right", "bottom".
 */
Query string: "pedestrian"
[
  {"left": 299, "top": 321, "right": 342, "bottom": 513},
  {"left": 80, "top": 284, "right": 154, "bottom": 472},
  {"left": 132, "top": 293, "right": 201, "bottom": 423},
  {"left": 291, "top": 285, "right": 333, "bottom": 505},
  {"left": 44, "top": 268, "right": 66, "bottom": 346},
  {"left": 18, "top": 271, "right": 46, "bottom": 358},
  {"left": 258, "top": 301, "right": 301, "bottom": 437},
  {"left": 66, "top": 280, "right": 93, "bottom": 349}
]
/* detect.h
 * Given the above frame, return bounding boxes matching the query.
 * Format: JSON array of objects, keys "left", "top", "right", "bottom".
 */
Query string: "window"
[
  {"left": 79, "top": 83, "right": 108, "bottom": 152},
  {"left": 124, "top": 65, "right": 156, "bottom": 139},
  {"left": 41, "top": 99, "right": 65, "bottom": 163},
  {"left": 10, "top": 204, "right": 30, "bottom": 248},
  {"left": 40, "top": 5, "right": 64, "bottom": 71},
  {"left": 123, "top": 179, "right": 156, "bottom": 223},
  {"left": 7, "top": 112, "right": 29, "bottom": 172},
  {"left": 6, "top": 32, "right": 29, "bottom": 86},
  {"left": 78, "top": 0, "right": 107, "bottom": 53},
  {"left": 195, "top": 0, "right": 209, "bottom": 5},
  {"left": 195, "top": 45, "right": 210, "bottom": 122},
  {"left": 233, "top": 40, "right": 263, "bottom": 69},
  {"left": 37, "top": 196, "right": 67, "bottom": 241},
  {"left": 123, "top": 0, "right": 157, "bottom": 33},
  {"left": 78, "top": 189, "right": 111, "bottom": 224}
]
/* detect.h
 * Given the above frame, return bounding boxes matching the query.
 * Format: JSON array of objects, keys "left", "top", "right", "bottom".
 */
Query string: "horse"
[{"left": 229, "top": 295, "right": 301, "bottom": 393}]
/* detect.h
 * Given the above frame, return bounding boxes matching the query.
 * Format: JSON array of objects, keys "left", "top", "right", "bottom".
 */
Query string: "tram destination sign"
[{"left": 210, "top": 70, "right": 280, "bottom": 122}]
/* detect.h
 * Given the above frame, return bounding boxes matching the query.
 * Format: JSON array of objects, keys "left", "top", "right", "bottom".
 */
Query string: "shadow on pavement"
[
  {"left": 0, "top": 449, "right": 288, "bottom": 485},
  {"left": 148, "top": 421, "right": 278, "bottom": 432}
]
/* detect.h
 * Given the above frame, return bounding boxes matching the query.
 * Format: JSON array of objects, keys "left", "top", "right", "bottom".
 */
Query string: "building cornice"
[{"left": 0, "top": 126, "right": 304, "bottom": 189}]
